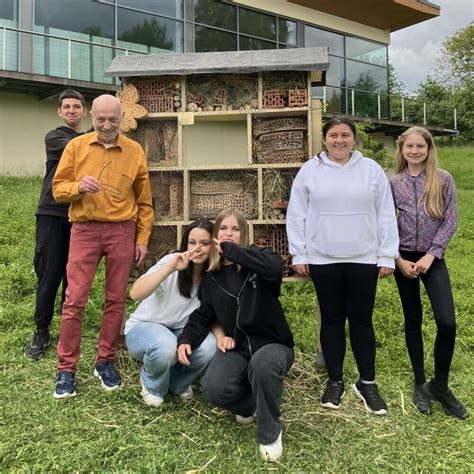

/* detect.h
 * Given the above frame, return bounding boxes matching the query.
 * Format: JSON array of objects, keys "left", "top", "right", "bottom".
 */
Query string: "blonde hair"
[
  {"left": 208, "top": 209, "right": 249, "bottom": 272},
  {"left": 394, "top": 126, "right": 444, "bottom": 219}
]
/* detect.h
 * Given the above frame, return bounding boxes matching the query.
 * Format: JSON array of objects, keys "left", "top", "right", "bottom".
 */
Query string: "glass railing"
[
  {"left": 315, "top": 85, "right": 457, "bottom": 130},
  {"left": 0, "top": 26, "right": 167, "bottom": 85}
]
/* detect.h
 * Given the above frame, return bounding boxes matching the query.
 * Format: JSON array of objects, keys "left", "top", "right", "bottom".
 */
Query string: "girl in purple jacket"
[{"left": 391, "top": 126, "right": 467, "bottom": 420}]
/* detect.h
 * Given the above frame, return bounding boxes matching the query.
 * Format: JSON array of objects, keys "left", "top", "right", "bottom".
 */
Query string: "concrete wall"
[
  {"left": 234, "top": 0, "right": 390, "bottom": 44},
  {"left": 0, "top": 92, "right": 92, "bottom": 175}
]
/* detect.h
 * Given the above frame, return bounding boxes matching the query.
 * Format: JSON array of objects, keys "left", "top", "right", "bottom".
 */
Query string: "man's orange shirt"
[{"left": 53, "top": 131, "right": 153, "bottom": 246}]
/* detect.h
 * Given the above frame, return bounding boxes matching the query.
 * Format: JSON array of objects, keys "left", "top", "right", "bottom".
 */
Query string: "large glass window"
[
  {"left": 239, "top": 9, "right": 276, "bottom": 41},
  {"left": 305, "top": 25, "right": 343, "bottom": 57},
  {"left": 118, "top": 9, "right": 182, "bottom": 52},
  {"left": 35, "top": 0, "right": 114, "bottom": 38},
  {"left": 195, "top": 26, "right": 237, "bottom": 52},
  {"left": 325, "top": 56, "right": 345, "bottom": 88},
  {"left": 194, "top": 0, "right": 236, "bottom": 31},
  {"left": 346, "top": 37, "right": 387, "bottom": 66},
  {"left": 346, "top": 60, "right": 388, "bottom": 92},
  {"left": 0, "top": 0, "right": 17, "bottom": 21},
  {"left": 118, "top": 0, "right": 183, "bottom": 19},
  {"left": 278, "top": 18, "right": 297, "bottom": 46},
  {"left": 239, "top": 36, "right": 275, "bottom": 51}
]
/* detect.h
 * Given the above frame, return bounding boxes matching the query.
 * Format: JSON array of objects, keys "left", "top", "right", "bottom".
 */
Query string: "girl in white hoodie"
[{"left": 286, "top": 117, "right": 399, "bottom": 415}]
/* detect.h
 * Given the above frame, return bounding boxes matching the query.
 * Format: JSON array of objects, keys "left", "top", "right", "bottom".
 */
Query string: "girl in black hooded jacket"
[{"left": 178, "top": 209, "right": 293, "bottom": 463}]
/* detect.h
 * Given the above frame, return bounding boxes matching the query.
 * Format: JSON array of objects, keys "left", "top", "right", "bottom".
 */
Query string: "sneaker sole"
[
  {"left": 53, "top": 390, "right": 77, "bottom": 399},
  {"left": 321, "top": 391, "right": 345, "bottom": 409},
  {"left": 235, "top": 414, "right": 256, "bottom": 425},
  {"left": 93, "top": 369, "right": 122, "bottom": 392},
  {"left": 352, "top": 384, "right": 387, "bottom": 416}
]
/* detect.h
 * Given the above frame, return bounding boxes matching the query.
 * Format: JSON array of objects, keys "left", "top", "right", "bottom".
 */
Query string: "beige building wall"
[
  {"left": 0, "top": 92, "right": 92, "bottom": 176},
  {"left": 234, "top": 0, "right": 390, "bottom": 44}
]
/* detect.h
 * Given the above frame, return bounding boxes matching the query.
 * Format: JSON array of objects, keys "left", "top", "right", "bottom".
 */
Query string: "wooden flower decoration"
[{"left": 116, "top": 84, "right": 147, "bottom": 132}]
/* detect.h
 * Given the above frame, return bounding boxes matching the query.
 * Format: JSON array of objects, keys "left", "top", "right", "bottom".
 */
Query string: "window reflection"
[
  {"left": 346, "top": 37, "right": 387, "bottom": 66},
  {"left": 0, "top": 0, "right": 16, "bottom": 21},
  {"left": 35, "top": 0, "right": 114, "bottom": 38},
  {"left": 305, "top": 25, "right": 343, "bottom": 57},
  {"left": 195, "top": 25, "right": 237, "bottom": 52},
  {"left": 118, "top": 9, "right": 182, "bottom": 52},
  {"left": 194, "top": 0, "right": 236, "bottom": 31},
  {"left": 346, "top": 60, "right": 388, "bottom": 92},
  {"left": 239, "top": 36, "right": 276, "bottom": 51},
  {"left": 118, "top": 0, "right": 183, "bottom": 19},
  {"left": 239, "top": 9, "right": 276, "bottom": 41},
  {"left": 278, "top": 18, "right": 297, "bottom": 45}
]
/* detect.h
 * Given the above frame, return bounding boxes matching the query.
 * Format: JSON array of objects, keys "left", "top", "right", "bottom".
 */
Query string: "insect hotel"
[{"left": 105, "top": 47, "right": 329, "bottom": 277}]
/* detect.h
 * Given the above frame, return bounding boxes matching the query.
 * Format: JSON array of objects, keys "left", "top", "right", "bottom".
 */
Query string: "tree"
[{"left": 438, "top": 22, "right": 473, "bottom": 86}]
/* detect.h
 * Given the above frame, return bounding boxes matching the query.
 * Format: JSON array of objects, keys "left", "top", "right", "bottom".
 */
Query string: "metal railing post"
[
  {"left": 125, "top": 49, "right": 129, "bottom": 56},
  {"left": 454, "top": 108, "right": 457, "bottom": 130},
  {"left": 68, "top": 38, "right": 71, "bottom": 78},
  {"left": 323, "top": 86, "right": 327, "bottom": 112},
  {"left": 401, "top": 98, "right": 405, "bottom": 122},
  {"left": 423, "top": 102, "right": 427, "bottom": 125},
  {"left": 351, "top": 89, "right": 355, "bottom": 115},
  {"left": 377, "top": 94, "right": 381, "bottom": 119},
  {"left": 2, "top": 27, "right": 5, "bottom": 70}
]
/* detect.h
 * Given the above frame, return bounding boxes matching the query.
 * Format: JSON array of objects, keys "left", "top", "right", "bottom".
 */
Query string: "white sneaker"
[
  {"left": 140, "top": 376, "right": 164, "bottom": 407},
  {"left": 235, "top": 411, "right": 256, "bottom": 425},
  {"left": 259, "top": 430, "right": 283, "bottom": 462},
  {"left": 178, "top": 385, "right": 194, "bottom": 401}
]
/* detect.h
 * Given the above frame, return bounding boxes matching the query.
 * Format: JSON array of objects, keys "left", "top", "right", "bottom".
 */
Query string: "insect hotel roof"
[{"left": 105, "top": 47, "right": 329, "bottom": 78}]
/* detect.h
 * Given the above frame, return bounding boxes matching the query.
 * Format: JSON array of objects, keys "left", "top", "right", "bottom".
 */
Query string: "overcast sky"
[{"left": 389, "top": 0, "right": 473, "bottom": 91}]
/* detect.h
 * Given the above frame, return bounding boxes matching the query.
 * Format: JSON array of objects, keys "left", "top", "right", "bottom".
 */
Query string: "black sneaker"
[
  {"left": 53, "top": 371, "right": 77, "bottom": 399},
  {"left": 94, "top": 361, "right": 122, "bottom": 391},
  {"left": 352, "top": 379, "right": 388, "bottom": 415},
  {"left": 25, "top": 331, "right": 50, "bottom": 360},
  {"left": 412, "top": 384, "right": 432, "bottom": 415},
  {"left": 423, "top": 380, "right": 468, "bottom": 420},
  {"left": 321, "top": 380, "right": 345, "bottom": 409}
]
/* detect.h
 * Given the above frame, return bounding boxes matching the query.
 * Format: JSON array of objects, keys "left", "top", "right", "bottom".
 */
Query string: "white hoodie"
[{"left": 286, "top": 151, "right": 399, "bottom": 267}]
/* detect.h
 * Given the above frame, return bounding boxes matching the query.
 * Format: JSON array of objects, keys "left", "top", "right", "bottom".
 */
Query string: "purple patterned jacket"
[{"left": 390, "top": 168, "right": 457, "bottom": 259}]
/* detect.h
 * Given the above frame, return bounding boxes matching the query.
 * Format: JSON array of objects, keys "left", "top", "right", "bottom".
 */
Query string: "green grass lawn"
[{"left": 0, "top": 147, "right": 472, "bottom": 471}]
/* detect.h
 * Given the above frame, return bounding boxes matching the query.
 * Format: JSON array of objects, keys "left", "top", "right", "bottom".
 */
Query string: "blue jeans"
[{"left": 125, "top": 322, "right": 217, "bottom": 397}]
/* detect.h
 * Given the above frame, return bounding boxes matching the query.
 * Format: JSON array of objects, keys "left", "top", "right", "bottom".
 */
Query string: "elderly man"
[{"left": 52, "top": 94, "right": 153, "bottom": 399}]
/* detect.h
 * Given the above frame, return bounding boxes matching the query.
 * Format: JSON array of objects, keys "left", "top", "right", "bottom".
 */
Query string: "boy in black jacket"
[{"left": 25, "top": 90, "right": 87, "bottom": 360}]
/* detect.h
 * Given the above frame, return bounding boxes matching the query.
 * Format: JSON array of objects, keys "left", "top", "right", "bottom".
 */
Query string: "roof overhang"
[
  {"left": 288, "top": 0, "right": 440, "bottom": 32},
  {"left": 105, "top": 47, "right": 329, "bottom": 78}
]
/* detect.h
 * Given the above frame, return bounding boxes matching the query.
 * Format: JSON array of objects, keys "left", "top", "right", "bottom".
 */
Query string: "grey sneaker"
[
  {"left": 423, "top": 380, "right": 468, "bottom": 420},
  {"left": 25, "top": 331, "right": 50, "bottom": 360},
  {"left": 412, "top": 384, "right": 432, "bottom": 415},
  {"left": 315, "top": 351, "right": 327, "bottom": 369},
  {"left": 178, "top": 385, "right": 194, "bottom": 401}
]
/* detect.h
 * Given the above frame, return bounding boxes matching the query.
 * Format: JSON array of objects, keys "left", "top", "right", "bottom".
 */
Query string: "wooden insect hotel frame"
[{"left": 106, "top": 47, "right": 329, "bottom": 278}]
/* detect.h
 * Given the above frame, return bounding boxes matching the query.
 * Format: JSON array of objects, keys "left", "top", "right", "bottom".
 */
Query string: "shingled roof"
[{"left": 105, "top": 47, "right": 329, "bottom": 77}]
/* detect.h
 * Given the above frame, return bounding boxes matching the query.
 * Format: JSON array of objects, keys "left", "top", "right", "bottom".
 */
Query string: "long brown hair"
[
  {"left": 394, "top": 126, "right": 444, "bottom": 219},
  {"left": 177, "top": 219, "right": 214, "bottom": 297},
  {"left": 208, "top": 209, "right": 249, "bottom": 272}
]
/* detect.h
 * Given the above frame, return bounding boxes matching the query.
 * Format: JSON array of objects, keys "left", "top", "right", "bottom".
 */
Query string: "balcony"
[
  {"left": 317, "top": 85, "right": 458, "bottom": 136},
  {"left": 0, "top": 26, "right": 457, "bottom": 136}
]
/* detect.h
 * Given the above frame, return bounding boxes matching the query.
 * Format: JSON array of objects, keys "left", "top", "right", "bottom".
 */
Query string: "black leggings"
[
  {"left": 394, "top": 251, "right": 456, "bottom": 385},
  {"left": 310, "top": 263, "right": 378, "bottom": 381}
]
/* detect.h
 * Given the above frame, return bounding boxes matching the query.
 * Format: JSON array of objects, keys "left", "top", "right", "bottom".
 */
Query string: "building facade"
[{"left": 0, "top": 0, "right": 443, "bottom": 174}]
